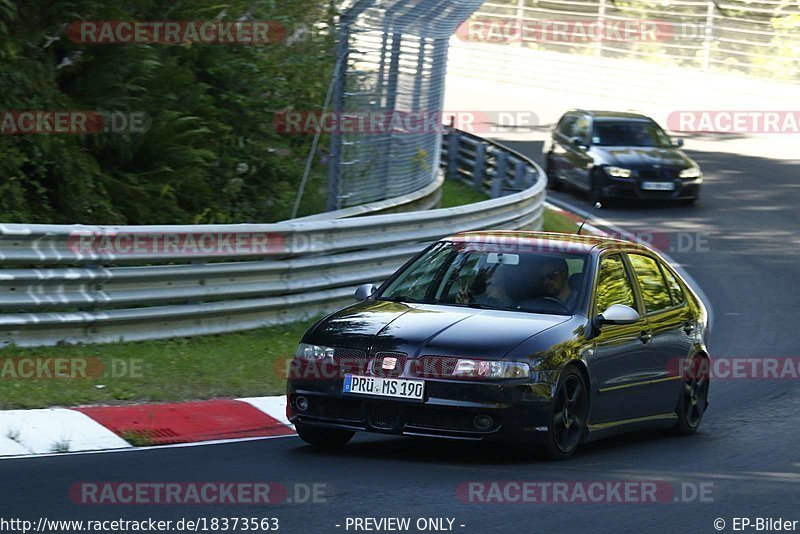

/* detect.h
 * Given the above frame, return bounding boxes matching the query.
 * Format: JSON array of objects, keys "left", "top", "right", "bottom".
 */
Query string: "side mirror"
[
  {"left": 673, "top": 138, "right": 685, "bottom": 148},
  {"left": 354, "top": 284, "right": 377, "bottom": 301},
  {"left": 570, "top": 137, "right": 588, "bottom": 149},
  {"left": 595, "top": 304, "right": 640, "bottom": 326}
]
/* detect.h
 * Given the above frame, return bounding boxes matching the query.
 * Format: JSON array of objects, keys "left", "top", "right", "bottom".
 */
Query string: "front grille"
[
  {"left": 366, "top": 402, "right": 403, "bottom": 430},
  {"left": 414, "top": 356, "right": 459, "bottom": 378},
  {"left": 371, "top": 352, "right": 407, "bottom": 378},
  {"left": 333, "top": 347, "right": 368, "bottom": 374},
  {"left": 638, "top": 169, "right": 659, "bottom": 181}
]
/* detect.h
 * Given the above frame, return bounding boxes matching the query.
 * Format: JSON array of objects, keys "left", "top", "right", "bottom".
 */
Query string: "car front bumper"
[
  {"left": 287, "top": 372, "right": 557, "bottom": 443},
  {"left": 601, "top": 176, "right": 702, "bottom": 200}
]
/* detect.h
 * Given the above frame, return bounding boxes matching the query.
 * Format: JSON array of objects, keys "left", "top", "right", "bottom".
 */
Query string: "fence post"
[
  {"left": 326, "top": 24, "right": 350, "bottom": 212},
  {"left": 447, "top": 124, "right": 461, "bottom": 180},
  {"left": 596, "top": 0, "right": 607, "bottom": 57},
  {"left": 492, "top": 151, "right": 508, "bottom": 198},
  {"left": 473, "top": 143, "right": 486, "bottom": 191},
  {"left": 702, "top": 1, "right": 715, "bottom": 72},
  {"left": 513, "top": 158, "right": 527, "bottom": 190}
]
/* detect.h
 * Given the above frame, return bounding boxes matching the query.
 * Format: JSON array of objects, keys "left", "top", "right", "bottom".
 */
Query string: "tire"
[
  {"left": 541, "top": 366, "right": 589, "bottom": 460},
  {"left": 545, "top": 154, "right": 562, "bottom": 191},
  {"left": 673, "top": 355, "right": 710, "bottom": 435},
  {"left": 295, "top": 422, "right": 354, "bottom": 448}
]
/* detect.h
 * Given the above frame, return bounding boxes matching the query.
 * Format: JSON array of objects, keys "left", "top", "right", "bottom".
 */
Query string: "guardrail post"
[
  {"left": 492, "top": 151, "right": 508, "bottom": 198},
  {"left": 513, "top": 159, "right": 527, "bottom": 190},
  {"left": 473, "top": 143, "right": 486, "bottom": 191},
  {"left": 447, "top": 126, "right": 461, "bottom": 180}
]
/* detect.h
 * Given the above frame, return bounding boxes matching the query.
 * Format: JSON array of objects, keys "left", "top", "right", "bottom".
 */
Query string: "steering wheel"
[{"left": 518, "top": 296, "right": 570, "bottom": 313}]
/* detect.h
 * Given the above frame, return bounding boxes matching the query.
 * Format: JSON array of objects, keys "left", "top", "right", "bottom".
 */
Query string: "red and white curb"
[{"left": 0, "top": 396, "right": 294, "bottom": 458}]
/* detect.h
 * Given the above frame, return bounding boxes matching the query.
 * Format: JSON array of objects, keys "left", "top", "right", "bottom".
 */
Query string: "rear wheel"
[
  {"left": 295, "top": 422, "right": 354, "bottom": 448},
  {"left": 673, "top": 355, "right": 709, "bottom": 435},
  {"left": 542, "top": 366, "right": 588, "bottom": 460}
]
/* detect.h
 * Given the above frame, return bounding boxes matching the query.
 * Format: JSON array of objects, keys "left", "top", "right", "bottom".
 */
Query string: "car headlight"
[
  {"left": 296, "top": 343, "right": 334, "bottom": 361},
  {"left": 451, "top": 359, "right": 530, "bottom": 379},
  {"left": 606, "top": 166, "right": 632, "bottom": 178},
  {"left": 680, "top": 167, "right": 702, "bottom": 179}
]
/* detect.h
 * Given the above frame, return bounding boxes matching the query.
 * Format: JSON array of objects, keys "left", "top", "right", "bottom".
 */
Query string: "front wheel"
[
  {"left": 541, "top": 366, "right": 588, "bottom": 460},
  {"left": 673, "top": 355, "right": 709, "bottom": 435},
  {"left": 295, "top": 422, "right": 354, "bottom": 448}
]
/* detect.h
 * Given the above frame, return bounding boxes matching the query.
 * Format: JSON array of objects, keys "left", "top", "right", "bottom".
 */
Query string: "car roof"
[
  {"left": 567, "top": 109, "right": 653, "bottom": 121},
  {"left": 445, "top": 231, "right": 657, "bottom": 256}
]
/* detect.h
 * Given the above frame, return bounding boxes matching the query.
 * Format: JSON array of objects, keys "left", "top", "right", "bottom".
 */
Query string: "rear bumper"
[{"left": 287, "top": 376, "right": 556, "bottom": 443}]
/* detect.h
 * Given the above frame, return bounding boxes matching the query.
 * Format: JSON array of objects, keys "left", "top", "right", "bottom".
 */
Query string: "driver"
[{"left": 538, "top": 258, "right": 575, "bottom": 305}]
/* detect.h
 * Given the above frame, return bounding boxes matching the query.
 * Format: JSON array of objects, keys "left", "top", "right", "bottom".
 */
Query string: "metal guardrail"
[{"left": 0, "top": 128, "right": 546, "bottom": 347}]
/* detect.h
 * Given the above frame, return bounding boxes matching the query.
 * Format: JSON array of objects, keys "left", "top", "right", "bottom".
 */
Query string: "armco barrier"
[{"left": 0, "top": 129, "right": 546, "bottom": 346}]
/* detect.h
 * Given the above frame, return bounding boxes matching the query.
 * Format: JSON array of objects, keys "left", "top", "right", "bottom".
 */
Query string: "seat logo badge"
[{"left": 382, "top": 357, "right": 398, "bottom": 370}]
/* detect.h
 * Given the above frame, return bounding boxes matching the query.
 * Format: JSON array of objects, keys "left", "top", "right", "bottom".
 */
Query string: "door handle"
[
  {"left": 639, "top": 331, "right": 653, "bottom": 344},
  {"left": 683, "top": 323, "right": 695, "bottom": 335}
]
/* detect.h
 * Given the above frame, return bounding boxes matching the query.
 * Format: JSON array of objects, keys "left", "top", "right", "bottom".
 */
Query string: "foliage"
[{"left": 0, "top": 0, "right": 335, "bottom": 224}]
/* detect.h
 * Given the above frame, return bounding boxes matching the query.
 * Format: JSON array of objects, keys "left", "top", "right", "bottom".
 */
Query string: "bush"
[{"left": 0, "top": 0, "right": 334, "bottom": 224}]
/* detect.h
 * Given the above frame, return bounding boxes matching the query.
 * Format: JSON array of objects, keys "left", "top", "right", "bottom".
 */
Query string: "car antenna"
[{"left": 577, "top": 202, "right": 602, "bottom": 236}]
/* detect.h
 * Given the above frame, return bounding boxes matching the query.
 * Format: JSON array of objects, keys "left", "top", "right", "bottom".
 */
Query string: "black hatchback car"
[
  {"left": 544, "top": 110, "right": 703, "bottom": 204},
  {"left": 287, "top": 232, "right": 710, "bottom": 459}
]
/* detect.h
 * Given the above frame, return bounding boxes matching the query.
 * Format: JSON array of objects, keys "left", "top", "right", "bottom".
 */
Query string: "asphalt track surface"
[{"left": 2, "top": 141, "right": 799, "bottom": 534}]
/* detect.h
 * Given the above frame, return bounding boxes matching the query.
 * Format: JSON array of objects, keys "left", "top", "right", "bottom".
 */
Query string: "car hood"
[
  {"left": 593, "top": 146, "right": 693, "bottom": 169},
  {"left": 307, "top": 300, "right": 570, "bottom": 359}
]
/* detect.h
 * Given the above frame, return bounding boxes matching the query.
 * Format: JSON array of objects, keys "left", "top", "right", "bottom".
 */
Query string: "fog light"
[
  {"left": 295, "top": 396, "right": 309, "bottom": 412},
  {"left": 473, "top": 414, "right": 493, "bottom": 430}
]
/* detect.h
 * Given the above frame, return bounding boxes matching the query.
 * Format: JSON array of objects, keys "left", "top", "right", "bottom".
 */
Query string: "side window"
[
  {"left": 557, "top": 115, "right": 579, "bottom": 137},
  {"left": 594, "top": 255, "right": 636, "bottom": 314},
  {"left": 571, "top": 117, "right": 591, "bottom": 143},
  {"left": 661, "top": 264, "right": 686, "bottom": 305},
  {"left": 628, "top": 254, "right": 673, "bottom": 313}
]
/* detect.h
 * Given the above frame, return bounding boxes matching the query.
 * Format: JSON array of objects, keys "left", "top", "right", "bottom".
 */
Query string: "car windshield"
[
  {"left": 592, "top": 120, "right": 672, "bottom": 147},
  {"left": 377, "top": 241, "right": 589, "bottom": 315}
]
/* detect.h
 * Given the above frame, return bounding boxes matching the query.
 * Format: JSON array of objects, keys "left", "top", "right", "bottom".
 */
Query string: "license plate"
[
  {"left": 343, "top": 374, "right": 425, "bottom": 401},
  {"left": 642, "top": 181, "right": 676, "bottom": 191}
]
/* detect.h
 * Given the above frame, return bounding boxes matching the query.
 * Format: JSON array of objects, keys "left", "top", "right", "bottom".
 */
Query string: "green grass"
[
  {"left": 439, "top": 179, "right": 490, "bottom": 208},
  {"left": 543, "top": 207, "right": 580, "bottom": 234},
  {"left": 440, "top": 179, "right": 579, "bottom": 235},
  {"left": 0, "top": 320, "right": 316, "bottom": 410}
]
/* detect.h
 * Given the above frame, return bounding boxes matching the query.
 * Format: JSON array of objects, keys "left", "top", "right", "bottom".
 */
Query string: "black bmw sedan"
[
  {"left": 286, "top": 232, "right": 710, "bottom": 459},
  {"left": 544, "top": 110, "right": 703, "bottom": 204}
]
